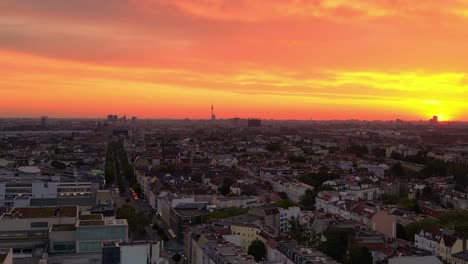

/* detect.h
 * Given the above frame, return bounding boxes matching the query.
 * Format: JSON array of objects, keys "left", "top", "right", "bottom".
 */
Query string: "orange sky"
[{"left": 1, "top": 0, "right": 467, "bottom": 120}]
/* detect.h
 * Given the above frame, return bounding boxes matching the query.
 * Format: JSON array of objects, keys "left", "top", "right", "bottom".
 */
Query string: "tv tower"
[{"left": 211, "top": 104, "right": 216, "bottom": 121}]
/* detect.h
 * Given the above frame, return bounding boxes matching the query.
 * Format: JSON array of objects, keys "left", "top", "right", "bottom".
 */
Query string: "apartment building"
[{"left": 0, "top": 181, "right": 96, "bottom": 206}]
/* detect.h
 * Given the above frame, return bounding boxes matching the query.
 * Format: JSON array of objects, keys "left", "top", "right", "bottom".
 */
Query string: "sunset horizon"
[{"left": 2, "top": 1, "right": 468, "bottom": 261}]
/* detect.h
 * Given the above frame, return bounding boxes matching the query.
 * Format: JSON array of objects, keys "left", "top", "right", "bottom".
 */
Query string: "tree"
[
  {"left": 399, "top": 198, "right": 421, "bottom": 214},
  {"left": 247, "top": 240, "right": 266, "bottom": 262},
  {"left": 278, "top": 192, "right": 289, "bottom": 200},
  {"left": 266, "top": 142, "right": 282, "bottom": 152},
  {"left": 172, "top": 253, "right": 182, "bottom": 263},
  {"left": 299, "top": 185, "right": 334, "bottom": 211},
  {"left": 396, "top": 223, "right": 409, "bottom": 240},
  {"left": 191, "top": 173, "right": 203, "bottom": 183},
  {"left": 379, "top": 194, "right": 400, "bottom": 205},
  {"left": 241, "top": 185, "right": 258, "bottom": 196},
  {"left": 349, "top": 244, "right": 373, "bottom": 264},
  {"left": 420, "top": 185, "right": 438, "bottom": 202},
  {"left": 289, "top": 217, "right": 308, "bottom": 245},
  {"left": 347, "top": 144, "right": 369, "bottom": 157},
  {"left": 372, "top": 147, "right": 386, "bottom": 158},
  {"left": 322, "top": 228, "right": 353, "bottom": 263},
  {"left": 452, "top": 165, "right": 468, "bottom": 190},
  {"left": 51, "top": 160, "right": 66, "bottom": 170},
  {"left": 389, "top": 163, "right": 405, "bottom": 178},
  {"left": 289, "top": 156, "right": 306, "bottom": 163},
  {"left": 116, "top": 205, "right": 149, "bottom": 237},
  {"left": 421, "top": 160, "right": 448, "bottom": 178},
  {"left": 276, "top": 199, "right": 297, "bottom": 209},
  {"left": 218, "top": 177, "right": 235, "bottom": 196},
  {"left": 300, "top": 189, "right": 316, "bottom": 210},
  {"left": 152, "top": 222, "right": 160, "bottom": 230},
  {"left": 299, "top": 172, "right": 339, "bottom": 188},
  {"left": 105, "top": 161, "right": 115, "bottom": 185}
]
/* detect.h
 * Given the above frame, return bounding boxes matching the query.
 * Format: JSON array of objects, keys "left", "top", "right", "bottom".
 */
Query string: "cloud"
[
  {"left": 157, "top": 0, "right": 468, "bottom": 22},
  {"left": 1, "top": 1, "right": 468, "bottom": 119}
]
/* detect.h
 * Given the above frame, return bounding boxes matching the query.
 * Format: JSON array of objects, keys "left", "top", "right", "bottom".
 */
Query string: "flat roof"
[
  {"left": 9, "top": 206, "right": 78, "bottom": 219},
  {"left": 79, "top": 214, "right": 103, "bottom": 221},
  {"left": 77, "top": 219, "right": 127, "bottom": 227},
  {"left": 78, "top": 220, "right": 105, "bottom": 226},
  {"left": 222, "top": 214, "right": 261, "bottom": 224},
  {"left": 174, "top": 208, "right": 208, "bottom": 217},
  {"left": 52, "top": 224, "right": 76, "bottom": 232}
]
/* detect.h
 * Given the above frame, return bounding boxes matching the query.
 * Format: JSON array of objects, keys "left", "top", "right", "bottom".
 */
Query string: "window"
[
  {"left": 53, "top": 242, "right": 75, "bottom": 252},
  {"left": 79, "top": 242, "right": 101, "bottom": 252}
]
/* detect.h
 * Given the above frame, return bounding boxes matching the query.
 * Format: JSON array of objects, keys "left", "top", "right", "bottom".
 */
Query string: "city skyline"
[{"left": 1, "top": 0, "right": 468, "bottom": 120}]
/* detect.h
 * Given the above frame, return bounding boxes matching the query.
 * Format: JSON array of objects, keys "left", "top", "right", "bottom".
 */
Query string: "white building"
[
  {"left": 103, "top": 242, "right": 161, "bottom": 264},
  {"left": 414, "top": 228, "right": 443, "bottom": 255},
  {"left": 213, "top": 196, "right": 258, "bottom": 209},
  {"left": 279, "top": 207, "right": 300, "bottom": 233},
  {"left": 344, "top": 185, "right": 381, "bottom": 201},
  {"left": 0, "top": 182, "right": 95, "bottom": 206},
  {"left": 259, "top": 168, "right": 304, "bottom": 181},
  {"left": 269, "top": 179, "right": 313, "bottom": 203},
  {"left": 210, "top": 155, "right": 238, "bottom": 168}
]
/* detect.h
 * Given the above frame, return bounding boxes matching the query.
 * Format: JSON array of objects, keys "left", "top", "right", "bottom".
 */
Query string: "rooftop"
[
  {"left": 52, "top": 224, "right": 76, "bottom": 232},
  {"left": 6, "top": 206, "right": 77, "bottom": 219},
  {"left": 78, "top": 219, "right": 127, "bottom": 227},
  {"left": 78, "top": 220, "right": 105, "bottom": 226},
  {"left": 221, "top": 214, "right": 262, "bottom": 225},
  {"left": 0, "top": 253, "right": 7, "bottom": 263},
  {"left": 174, "top": 208, "right": 208, "bottom": 217},
  {"left": 389, "top": 256, "right": 443, "bottom": 264},
  {"left": 453, "top": 250, "right": 468, "bottom": 262},
  {"left": 79, "top": 214, "right": 103, "bottom": 221}
]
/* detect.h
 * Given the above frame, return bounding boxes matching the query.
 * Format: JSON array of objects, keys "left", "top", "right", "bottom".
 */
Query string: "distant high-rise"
[
  {"left": 430, "top": 115, "right": 439, "bottom": 125},
  {"left": 248, "top": 118, "right": 262, "bottom": 127},
  {"left": 211, "top": 104, "right": 216, "bottom": 121},
  {"left": 40, "top": 116, "right": 48, "bottom": 127},
  {"left": 231, "top": 117, "right": 241, "bottom": 126},
  {"left": 107, "top": 114, "right": 119, "bottom": 122}
]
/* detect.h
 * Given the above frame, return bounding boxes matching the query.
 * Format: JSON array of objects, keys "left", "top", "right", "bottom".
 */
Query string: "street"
[{"left": 109, "top": 141, "right": 186, "bottom": 259}]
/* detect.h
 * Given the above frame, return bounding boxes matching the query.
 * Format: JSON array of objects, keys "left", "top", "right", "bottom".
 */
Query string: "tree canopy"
[
  {"left": 116, "top": 205, "right": 149, "bottom": 237},
  {"left": 321, "top": 228, "right": 354, "bottom": 263},
  {"left": 191, "top": 173, "right": 203, "bottom": 183},
  {"left": 349, "top": 244, "right": 373, "bottom": 264},
  {"left": 51, "top": 160, "right": 66, "bottom": 170},
  {"left": 288, "top": 217, "right": 309, "bottom": 245},
  {"left": 218, "top": 177, "right": 235, "bottom": 196},
  {"left": 248, "top": 240, "right": 266, "bottom": 262},
  {"left": 400, "top": 211, "right": 468, "bottom": 241},
  {"left": 205, "top": 207, "right": 249, "bottom": 221}
]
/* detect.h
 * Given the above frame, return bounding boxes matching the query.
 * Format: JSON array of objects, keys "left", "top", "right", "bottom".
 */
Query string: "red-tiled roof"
[
  {"left": 441, "top": 234, "right": 458, "bottom": 247},
  {"left": 358, "top": 243, "right": 394, "bottom": 256}
]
